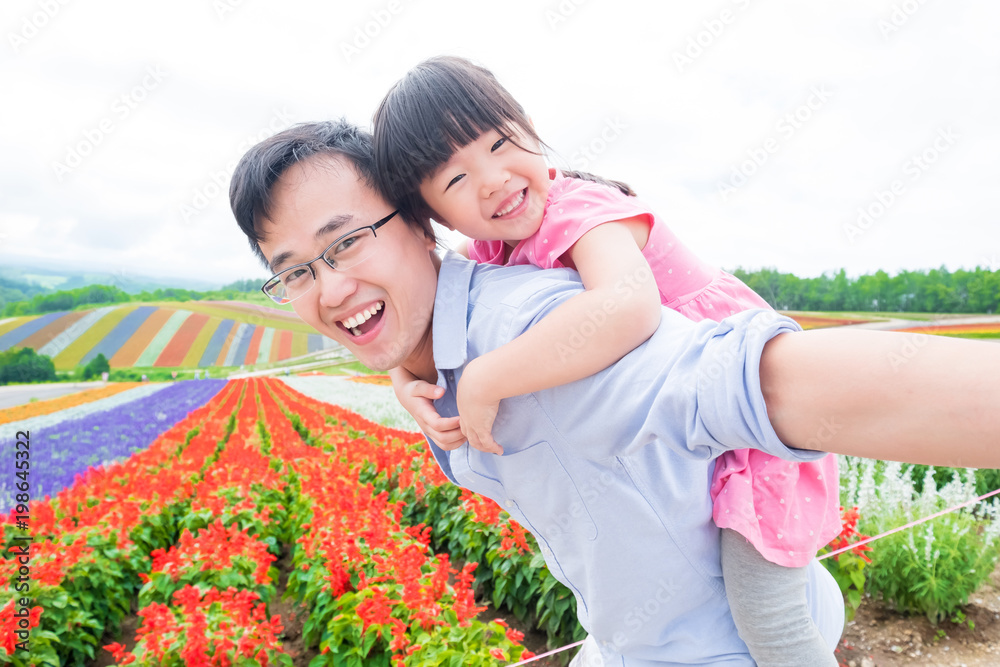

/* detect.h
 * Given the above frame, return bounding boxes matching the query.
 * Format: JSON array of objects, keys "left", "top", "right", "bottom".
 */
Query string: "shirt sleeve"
[
  {"left": 468, "top": 239, "right": 507, "bottom": 265},
  {"left": 680, "top": 309, "right": 822, "bottom": 462},
  {"left": 525, "top": 177, "right": 655, "bottom": 269}
]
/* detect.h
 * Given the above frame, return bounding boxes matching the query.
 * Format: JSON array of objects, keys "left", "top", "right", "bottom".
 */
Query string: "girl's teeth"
[
  {"left": 494, "top": 189, "right": 525, "bottom": 218},
  {"left": 351, "top": 327, "right": 361, "bottom": 336}
]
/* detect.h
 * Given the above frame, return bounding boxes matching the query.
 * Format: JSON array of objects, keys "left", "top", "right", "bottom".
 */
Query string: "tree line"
[
  {"left": 3, "top": 269, "right": 998, "bottom": 317},
  {"left": 730, "top": 266, "right": 999, "bottom": 313},
  {"left": 1, "top": 280, "right": 264, "bottom": 317}
]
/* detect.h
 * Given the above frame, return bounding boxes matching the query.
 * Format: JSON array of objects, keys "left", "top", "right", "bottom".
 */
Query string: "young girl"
[{"left": 373, "top": 56, "right": 841, "bottom": 666}]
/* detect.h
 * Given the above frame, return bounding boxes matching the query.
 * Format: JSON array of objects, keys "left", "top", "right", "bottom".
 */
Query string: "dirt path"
[{"left": 0, "top": 381, "right": 107, "bottom": 410}]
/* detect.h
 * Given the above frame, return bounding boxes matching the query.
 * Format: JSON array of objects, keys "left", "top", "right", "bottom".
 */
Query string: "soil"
[
  {"left": 499, "top": 563, "right": 1000, "bottom": 667},
  {"left": 831, "top": 564, "right": 1000, "bottom": 667},
  {"left": 89, "top": 553, "right": 1000, "bottom": 667}
]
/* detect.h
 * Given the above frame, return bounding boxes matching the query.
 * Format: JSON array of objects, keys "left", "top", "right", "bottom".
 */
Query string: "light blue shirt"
[{"left": 427, "top": 252, "right": 841, "bottom": 666}]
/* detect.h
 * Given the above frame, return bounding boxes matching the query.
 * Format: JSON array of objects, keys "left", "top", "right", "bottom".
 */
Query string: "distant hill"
[
  {"left": 0, "top": 300, "right": 339, "bottom": 370},
  {"left": 0, "top": 259, "right": 250, "bottom": 295}
]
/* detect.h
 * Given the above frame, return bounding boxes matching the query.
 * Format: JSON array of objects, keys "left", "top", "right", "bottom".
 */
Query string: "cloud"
[{"left": 2, "top": 0, "right": 998, "bottom": 284}]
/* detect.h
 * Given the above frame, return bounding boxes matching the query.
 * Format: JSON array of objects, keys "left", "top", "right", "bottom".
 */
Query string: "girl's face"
[{"left": 418, "top": 126, "right": 551, "bottom": 245}]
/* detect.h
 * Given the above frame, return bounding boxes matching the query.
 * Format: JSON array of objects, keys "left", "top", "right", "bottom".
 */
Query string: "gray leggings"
[{"left": 720, "top": 528, "right": 839, "bottom": 666}]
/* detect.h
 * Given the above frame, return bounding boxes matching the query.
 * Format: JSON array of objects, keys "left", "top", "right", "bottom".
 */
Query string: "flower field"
[
  {"left": 1, "top": 378, "right": 540, "bottom": 666},
  {"left": 894, "top": 321, "right": 1000, "bottom": 338},
  {"left": 4, "top": 375, "right": 1000, "bottom": 666},
  {"left": 0, "top": 384, "right": 143, "bottom": 426},
  {"left": 0, "top": 302, "right": 338, "bottom": 371}
]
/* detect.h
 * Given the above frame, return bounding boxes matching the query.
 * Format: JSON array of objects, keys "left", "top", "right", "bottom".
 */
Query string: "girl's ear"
[{"left": 432, "top": 216, "right": 455, "bottom": 231}]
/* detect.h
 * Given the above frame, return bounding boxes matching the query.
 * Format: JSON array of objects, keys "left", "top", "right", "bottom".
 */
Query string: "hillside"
[{"left": 0, "top": 300, "right": 338, "bottom": 370}]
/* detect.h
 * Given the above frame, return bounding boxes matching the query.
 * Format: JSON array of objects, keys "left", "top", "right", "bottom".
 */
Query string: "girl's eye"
[
  {"left": 491, "top": 137, "right": 507, "bottom": 152},
  {"left": 445, "top": 174, "right": 464, "bottom": 190}
]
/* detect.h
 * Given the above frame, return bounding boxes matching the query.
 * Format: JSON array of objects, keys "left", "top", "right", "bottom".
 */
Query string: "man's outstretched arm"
[{"left": 760, "top": 329, "right": 1000, "bottom": 469}]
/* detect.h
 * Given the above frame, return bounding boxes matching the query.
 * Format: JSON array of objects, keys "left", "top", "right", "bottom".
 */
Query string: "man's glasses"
[{"left": 261, "top": 210, "right": 398, "bottom": 305}]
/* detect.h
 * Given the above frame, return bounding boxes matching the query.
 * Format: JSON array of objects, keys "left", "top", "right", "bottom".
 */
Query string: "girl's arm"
[
  {"left": 760, "top": 328, "right": 1000, "bottom": 469},
  {"left": 457, "top": 217, "right": 661, "bottom": 454}
]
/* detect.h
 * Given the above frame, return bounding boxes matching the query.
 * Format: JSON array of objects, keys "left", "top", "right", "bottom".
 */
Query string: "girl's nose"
[{"left": 480, "top": 165, "right": 510, "bottom": 199}]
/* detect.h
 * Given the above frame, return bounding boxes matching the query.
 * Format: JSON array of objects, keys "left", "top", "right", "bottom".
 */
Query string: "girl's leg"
[{"left": 720, "top": 528, "right": 839, "bottom": 666}]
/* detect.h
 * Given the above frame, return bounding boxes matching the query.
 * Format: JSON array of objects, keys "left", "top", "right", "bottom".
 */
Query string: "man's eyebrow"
[{"left": 268, "top": 214, "right": 354, "bottom": 272}]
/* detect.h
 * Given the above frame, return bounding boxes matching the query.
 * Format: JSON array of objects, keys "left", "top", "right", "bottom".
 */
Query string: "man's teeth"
[
  {"left": 342, "top": 301, "right": 383, "bottom": 333},
  {"left": 493, "top": 189, "right": 525, "bottom": 218}
]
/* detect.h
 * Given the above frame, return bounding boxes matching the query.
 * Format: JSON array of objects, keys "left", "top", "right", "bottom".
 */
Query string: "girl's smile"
[{"left": 419, "top": 127, "right": 551, "bottom": 245}]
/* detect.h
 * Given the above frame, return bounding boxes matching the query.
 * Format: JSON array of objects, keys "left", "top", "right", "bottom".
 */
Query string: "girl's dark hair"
[
  {"left": 561, "top": 170, "right": 636, "bottom": 197},
  {"left": 229, "top": 120, "right": 434, "bottom": 267},
  {"left": 373, "top": 56, "right": 544, "bottom": 227},
  {"left": 373, "top": 56, "right": 636, "bottom": 228}
]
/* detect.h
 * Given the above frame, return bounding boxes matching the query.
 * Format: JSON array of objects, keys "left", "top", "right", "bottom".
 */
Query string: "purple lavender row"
[{"left": 1, "top": 379, "right": 227, "bottom": 508}]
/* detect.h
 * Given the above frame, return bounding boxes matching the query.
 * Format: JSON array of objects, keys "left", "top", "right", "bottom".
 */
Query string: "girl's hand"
[
  {"left": 456, "top": 360, "right": 504, "bottom": 455},
  {"left": 389, "top": 367, "right": 465, "bottom": 449}
]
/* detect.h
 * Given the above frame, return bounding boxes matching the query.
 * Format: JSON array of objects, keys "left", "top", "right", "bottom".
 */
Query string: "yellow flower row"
[{"left": 0, "top": 382, "right": 144, "bottom": 425}]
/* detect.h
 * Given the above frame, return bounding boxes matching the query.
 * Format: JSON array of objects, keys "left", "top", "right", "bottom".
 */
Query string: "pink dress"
[{"left": 469, "top": 170, "right": 842, "bottom": 567}]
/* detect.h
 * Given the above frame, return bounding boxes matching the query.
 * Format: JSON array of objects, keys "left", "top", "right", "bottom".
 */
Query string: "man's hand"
[
  {"left": 455, "top": 359, "right": 504, "bottom": 455},
  {"left": 389, "top": 367, "right": 465, "bottom": 449}
]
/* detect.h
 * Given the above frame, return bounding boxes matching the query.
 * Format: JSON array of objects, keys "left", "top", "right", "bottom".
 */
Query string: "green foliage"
[
  {"left": 2, "top": 284, "right": 131, "bottom": 316},
  {"left": 842, "top": 461, "right": 1000, "bottom": 624},
  {"left": 0, "top": 276, "right": 50, "bottom": 315},
  {"left": 907, "top": 464, "right": 1000, "bottom": 498},
  {"left": 0, "top": 347, "right": 57, "bottom": 385},
  {"left": 825, "top": 552, "right": 868, "bottom": 620},
  {"left": 403, "top": 485, "right": 586, "bottom": 649},
  {"left": 1, "top": 277, "right": 270, "bottom": 315},
  {"left": 865, "top": 510, "right": 999, "bottom": 623},
  {"left": 731, "top": 265, "right": 1000, "bottom": 313},
  {"left": 81, "top": 353, "right": 110, "bottom": 380}
]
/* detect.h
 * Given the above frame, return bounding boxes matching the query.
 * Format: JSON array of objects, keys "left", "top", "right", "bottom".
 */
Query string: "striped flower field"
[
  {"left": 894, "top": 321, "right": 1000, "bottom": 338},
  {"left": 0, "top": 383, "right": 143, "bottom": 426},
  {"left": 0, "top": 302, "right": 339, "bottom": 370}
]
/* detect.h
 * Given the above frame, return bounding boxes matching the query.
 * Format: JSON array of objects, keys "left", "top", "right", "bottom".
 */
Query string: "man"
[{"left": 230, "top": 120, "right": 999, "bottom": 665}]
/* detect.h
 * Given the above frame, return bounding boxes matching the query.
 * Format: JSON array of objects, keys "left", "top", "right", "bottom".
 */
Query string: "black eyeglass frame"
[{"left": 260, "top": 210, "right": 399, "bottom": 304}]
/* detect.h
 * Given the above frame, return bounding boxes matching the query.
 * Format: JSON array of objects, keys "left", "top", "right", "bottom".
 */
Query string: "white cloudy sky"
[{"left": 1, "top": 0, "right": 998, "bottom": 286}]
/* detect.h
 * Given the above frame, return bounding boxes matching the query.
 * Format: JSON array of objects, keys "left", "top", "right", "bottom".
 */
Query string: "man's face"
[{"left": 257, "top": 155, "right": 439, "bottom": 372}]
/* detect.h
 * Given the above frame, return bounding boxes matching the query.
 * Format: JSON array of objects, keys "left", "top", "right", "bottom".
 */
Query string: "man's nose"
[{"left": 313, "top": 262, "right": 356, "bottom": 308}]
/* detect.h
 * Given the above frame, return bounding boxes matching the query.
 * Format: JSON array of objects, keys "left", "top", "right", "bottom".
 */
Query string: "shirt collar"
[{"left": 432, "top": 251, "right": 474, "bottom": 370}]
